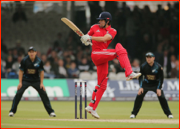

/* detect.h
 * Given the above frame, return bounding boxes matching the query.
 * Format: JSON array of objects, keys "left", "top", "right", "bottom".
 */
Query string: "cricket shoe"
[
  {"left": 130, "top": 114, "right": 135, "bottom": 119},
  {"left": 91, "top": 110, "right": 100, "bottom": 119},
  {"left": 168, "top": 115, "right": 173, "bottom": 119},
  {"left": 126, "top": 72, "right": 141, "bottom": 81},
  {"left": 85, "top": 106, "right": 93, "bottom": 114},
  {"left": 9, "top": 112, "right": 14, "bottom": 117},
  {"left": 49, "top": 112, "right": 56, "bottom": 117}
]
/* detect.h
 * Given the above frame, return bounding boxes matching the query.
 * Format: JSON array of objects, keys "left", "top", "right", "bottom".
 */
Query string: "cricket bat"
[{"left": 61, "top": 17, "right": 92, "bottom": 46}]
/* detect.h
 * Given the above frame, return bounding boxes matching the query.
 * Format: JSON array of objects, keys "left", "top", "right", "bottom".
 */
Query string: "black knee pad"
[{"left": 94, "top": 85, "right": 100, "bottom": 92}]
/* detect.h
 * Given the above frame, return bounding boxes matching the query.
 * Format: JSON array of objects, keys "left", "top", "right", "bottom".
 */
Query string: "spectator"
[
  {"left": 87, "top": 54, "right": 94, "bottom": 71},
  {"left": 167, "top": 55, "right": 176, "bottom": 78},
  {"left": 12, "top": 6, "right": 27, "bottom": 23},
  {"left": 76, "top": 50, "right": 83, "bottom": 65},
  {"left": 1, "top": 39, "right": 8, "bottom": 60},
  {"left": 131, "top": 59, "right": 140, "bottom": 72},
  {"left": 154, "top": 44, "right": 164, "bottom": 66},
  {"left": 53, "top": 32, "right": 65, "bottom": 50},
  {"left": 78, "top": 57, "right": 90, "bottom": 72},
  {"left": 47, "top": 41, "right": 62, "bottom": 57},
  {"left": 88, "top": 1, "right": 102, "bottom": 25},
  {"left": 12, "top": 56, "right": 22, "bottom": 74},
  {"left": 12, "top": 48, "right": 18, "bottom": 62},
  {"left": 142, "top": 34, "right": 152, "bottom": 55},
  {"left": 7, "top": 49, "right": 13, "bottom": 56},
  {"left": 47, "top": 50, "right": 57, "bottom": 65},
  {"left": 170, "top": 60, "right": 179, "bottom": 78},
  {"left": 1, "top": 39, "right": 7, "bottom": 54},
  {"left": 65, "top": 34, "right": 76, "bottom": 51},
  {"left": 163, "top": 50, "right": 169, "bottom": 78},
  {"left": 156, "top": 4, "right": 164, "bottom": 17},
  {"left": 1, "top": 59, "right": 6, "bottom": 78},
  {"left": 5, "top": 55, "right": 18, "bottom": 79},
  {"left": 56, "top": 59, "right": 67, "bottom": 78},
  {"left": 41, "top": 54, "right": 47, "bottom": 63},
  {"left": 64, "top": 56, "right": 72, "bottom": 70},
  {"left": 112, "top": 59, "right": 124, "bottom": 73},
  {"left": 14, "top": 40, "right": 25, "bottom": 56},
  {"left": 5, "top": 55, "right": 14, "bottom": 74},
  {"left": 36, "top": 51, "right": 41, "bottom": 58},
  {"left": 67, "top": 61, "right": 79, "bottom": 78},
  {"left": 168, "top": 46, "right": 176, "bottom": 59},
  {"left": 43, "top": 61, "right": 55, "bottom": 78}
]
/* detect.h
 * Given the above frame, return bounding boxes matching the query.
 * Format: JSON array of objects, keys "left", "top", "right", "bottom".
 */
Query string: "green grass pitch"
[{"left": 1, "top": 101, "right": 179, "bottom": 128}]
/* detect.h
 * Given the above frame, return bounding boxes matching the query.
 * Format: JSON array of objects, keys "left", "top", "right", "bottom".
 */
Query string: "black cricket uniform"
[
  {"left": 131, "top": 61, "right": 172, "bottom": 117},
  {"left": 10, "top": 55, "right": 54, "bottom": 115}
]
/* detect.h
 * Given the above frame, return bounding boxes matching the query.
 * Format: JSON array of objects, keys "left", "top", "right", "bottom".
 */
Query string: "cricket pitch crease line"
[{"left": 25, "top": 119, "right": 179, "bottom": 124}]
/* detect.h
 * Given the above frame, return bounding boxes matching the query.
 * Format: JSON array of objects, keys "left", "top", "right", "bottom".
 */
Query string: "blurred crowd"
[{"left": 1, "top": 2, "right": 179, "bottom": 79}]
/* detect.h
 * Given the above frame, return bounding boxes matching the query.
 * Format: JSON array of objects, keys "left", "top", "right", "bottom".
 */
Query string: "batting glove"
[
  {"left": 81, "top": 34, "right": 91, "bottom": 42},
  {"left": 80, "top": 34, "right": 92, "bottom": 46}
]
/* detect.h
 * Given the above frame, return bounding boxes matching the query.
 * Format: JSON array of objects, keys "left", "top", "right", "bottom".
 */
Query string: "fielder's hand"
[
  {"left": 17, "top": 83, "right": 22, "bottom": 90},
  {"left": 138, "top": 88, "right": 143, "bottom": 95},
  {"left": 40, "top": 83, "right": 46, "bottom": 91},
  {"left": 156, "top": 89, "right": 161, "bottom": 96},
  {"left": 80, "top": 34, "right": 92, "bottom": 46}
]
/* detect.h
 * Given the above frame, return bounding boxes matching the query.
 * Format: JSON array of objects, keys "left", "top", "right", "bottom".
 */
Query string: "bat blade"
[{"left": 61, "top": 18, "right": 84, "bottom": 37}]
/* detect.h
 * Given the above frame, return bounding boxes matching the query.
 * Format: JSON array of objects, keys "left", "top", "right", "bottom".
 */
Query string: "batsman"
[{"left": 80, "top": 11, "right": 141, "bottom": 119}]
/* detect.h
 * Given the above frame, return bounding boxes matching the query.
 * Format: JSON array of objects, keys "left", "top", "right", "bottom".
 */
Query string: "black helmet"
[{"left": 97, "top": 12, "right": 112, "bottom": 21}]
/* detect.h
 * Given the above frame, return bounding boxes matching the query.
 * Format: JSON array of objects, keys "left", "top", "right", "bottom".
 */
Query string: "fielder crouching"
[
  {"left": 130, "top": 52, "right": 173, "bottom": 119},
  {"left": 9, "top": 47, "right": 56, "bottom": 117}
]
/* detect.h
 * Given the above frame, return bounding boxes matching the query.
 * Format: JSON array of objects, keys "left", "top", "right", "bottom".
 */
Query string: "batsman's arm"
[{"left": 91, "top": 34, "right": 112, "bottom": 42}]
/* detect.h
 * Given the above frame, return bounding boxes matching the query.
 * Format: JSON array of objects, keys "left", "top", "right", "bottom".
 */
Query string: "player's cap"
[
  {"left": 145, "top": 52, "right": 155, "bottom": 57},
  {"left": 28, "top": 46, "right": 36, "bottom": 52},
  {"left": 97, "top": 12, "right": 112, "bottom": 21}
]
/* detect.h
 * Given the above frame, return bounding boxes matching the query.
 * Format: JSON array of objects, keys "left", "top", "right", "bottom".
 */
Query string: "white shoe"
[
  {"left": 9, "top": 112, "right": 14, "bottom": 117},
  {"left": 85, "top": 106, "right": 93, "bottom": 114},
  {"left": 126, "top": 72, "right": 141, "bottom": 81},
  {"left": 91, "top": 110, "right": 100, "bottom": 119},
  {"left": 168, "top": 115, "right": 173, "bottom": 119},
  {"left": 130, "top": 114, "right": 135, "bottom": 118},
  {"left": 49, "top": 112, "right": 56, "bottom": 117}
]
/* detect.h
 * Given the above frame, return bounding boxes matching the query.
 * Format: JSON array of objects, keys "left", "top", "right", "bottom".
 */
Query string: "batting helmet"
[{"left": 97, "top": 12, "right": 112, "bottom": 21}]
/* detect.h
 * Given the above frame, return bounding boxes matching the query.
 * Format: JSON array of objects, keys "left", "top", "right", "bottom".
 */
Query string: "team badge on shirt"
[{"left": 34, "top": 62, "right": 40, "bottom": 68}]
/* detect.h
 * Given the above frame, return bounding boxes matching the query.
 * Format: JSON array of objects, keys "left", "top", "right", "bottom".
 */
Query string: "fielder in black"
[
  {"left": 9, "top": 47, "right": 56, "bottom": 117},
  {"left": 130, "top": 52, "right": 173, "bottom": 119}
]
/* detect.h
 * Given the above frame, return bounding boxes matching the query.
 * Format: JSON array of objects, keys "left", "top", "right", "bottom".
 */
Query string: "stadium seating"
[
  {"left": 116, "top": 72, "right": 126, "bottom": 80},
  {"left": 1, "top": 11, "right": 70, "bottom": 53},
  {"left": 79, "top": 72, "right": 92, "bottom": 80}
]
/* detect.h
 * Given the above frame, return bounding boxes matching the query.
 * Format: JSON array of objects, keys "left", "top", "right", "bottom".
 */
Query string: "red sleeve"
[
  {"left": 108, "top": 28, "right": 117, "bottom": 40},
  {"left": 87, "top": 25, "right": 95, "bottom": 36}
]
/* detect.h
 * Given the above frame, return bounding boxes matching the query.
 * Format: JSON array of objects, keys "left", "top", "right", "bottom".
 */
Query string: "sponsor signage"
[
  {"left": 1, "top": 79, "right": 69, "bottom": 97},
  {"left": 1, "top": 79, "right": 179, "bottom": 100}
]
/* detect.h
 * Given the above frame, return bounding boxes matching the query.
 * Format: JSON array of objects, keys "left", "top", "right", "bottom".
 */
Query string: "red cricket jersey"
[{"left": 87, "top": 24, "right": 117, "bottom": 51}]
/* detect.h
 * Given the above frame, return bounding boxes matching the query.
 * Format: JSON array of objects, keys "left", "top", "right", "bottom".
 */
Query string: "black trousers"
[
  {"left": 131, "top": 85, "right": 172, "bottom": 117},
  {"left": 10, "top": 81, "right": 54, "bottom": 115}
]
